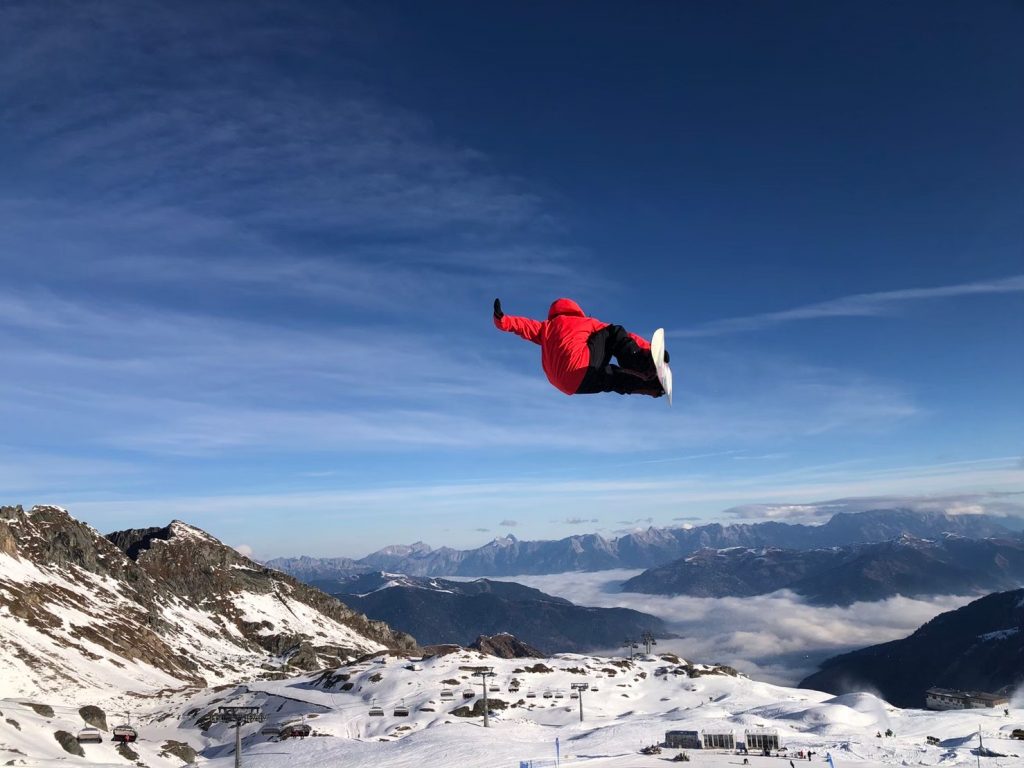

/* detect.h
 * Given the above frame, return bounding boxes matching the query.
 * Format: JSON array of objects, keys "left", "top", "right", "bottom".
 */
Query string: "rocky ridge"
[
  {"left": 800, "top": 588, "right": 1024, "bottom": 706},
  {"left": 267, "top": 509, "right": 1015, "bottom": 578},
  {"left": 621, "top": 534, "right": 1024, "bottom": 605},
  {"left": 0, "top": 505, "right": 416, "bottom": 705}
]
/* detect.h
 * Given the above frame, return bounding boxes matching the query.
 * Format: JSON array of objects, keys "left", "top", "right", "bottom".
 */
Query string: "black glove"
[
  {"left": 664, "top": 349, "right": 670, "bottom": 364},
  {"left": 493, "top": 298, "right": 504, "bottom": 319}
]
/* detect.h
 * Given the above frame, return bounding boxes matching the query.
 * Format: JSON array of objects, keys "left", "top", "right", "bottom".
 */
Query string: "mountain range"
[
  {"left": 801, "top": 588, "right": 1024, "bottom": 707},
  {"left": 621, "top": 533, "right": 1024, "bottom": 605},
  {"left": 267, "top": 509, "right": 1015, "bottom": 578},
  {"left": 330, "top": 572, "right": 671, "bottom": 654},
  {"left": 0, "top": 504, "right": 416, "bottom": 705}
]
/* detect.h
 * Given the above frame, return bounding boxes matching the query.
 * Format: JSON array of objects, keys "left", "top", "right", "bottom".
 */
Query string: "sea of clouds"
[{"left": 505, "top": 569, "right": 979, "bottom": 686}]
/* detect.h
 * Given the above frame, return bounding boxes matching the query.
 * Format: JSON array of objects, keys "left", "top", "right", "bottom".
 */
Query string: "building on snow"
[
  {"left": 701, "top": 729, "right": 735, "bottom": 750},
  {"left": 744, "top": 727, "right": 780, "bottom": 752},
  {"left": 665, "top": 730, "right": 700, "bottom": 749},
  {"left": 924, "top": 687, "right": 1009, "bottom": 711}
]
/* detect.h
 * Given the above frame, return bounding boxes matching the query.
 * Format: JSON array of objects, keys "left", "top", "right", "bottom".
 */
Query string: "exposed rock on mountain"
[
  {"left": 800, "top": 588, "right": 1024, "bottom": 707},
  {"left": 268, "top": 509, "right": 1014, "bottom": 578},
  {"left": 331, "top": 572, "right": 670, "bottom": 654},
  {"left": 469, "top": 633, "right": 544, "bottom": 658},
  {"left": 621, "top": 535, "right": 1024, "bottom": 605},
  {"left": 0, "top": 505, "right": 416, "bottom": 705}
]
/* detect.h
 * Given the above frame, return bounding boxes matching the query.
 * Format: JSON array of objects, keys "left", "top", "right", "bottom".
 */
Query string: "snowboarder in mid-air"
[{"left": 493, "top": 297, "right": 667, "bottom": 397}]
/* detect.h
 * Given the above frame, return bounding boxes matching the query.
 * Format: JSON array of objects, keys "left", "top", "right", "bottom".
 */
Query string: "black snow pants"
[{"left": 575, "top": 325, "right": 661, "bottom": 396}]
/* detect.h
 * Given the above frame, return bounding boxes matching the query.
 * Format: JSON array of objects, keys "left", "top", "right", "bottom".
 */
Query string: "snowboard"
[{"left": 650, "top": 328, "right": 673, "bottom": 406}]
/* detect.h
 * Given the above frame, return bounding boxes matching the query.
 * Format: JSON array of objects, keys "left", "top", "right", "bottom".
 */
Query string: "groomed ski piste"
[{"left": 2, "top": 648, "right": 1021, "bottom": 768}]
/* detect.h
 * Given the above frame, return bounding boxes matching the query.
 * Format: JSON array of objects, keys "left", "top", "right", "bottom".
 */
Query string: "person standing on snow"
[{"left": 493, "top": 297, "right": 666, "bottom": 397}]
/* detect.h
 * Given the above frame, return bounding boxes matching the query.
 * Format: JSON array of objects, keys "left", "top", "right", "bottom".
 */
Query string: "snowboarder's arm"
[{"left": 493, "top": 300, "right": 543, "bottom": 344}]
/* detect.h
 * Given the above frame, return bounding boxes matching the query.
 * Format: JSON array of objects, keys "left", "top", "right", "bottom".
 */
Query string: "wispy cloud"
[
  {"left": 499, "top": 519, "right": 518, "bottom": 527},
  {"left": 672, "top": 274, "right": 1024, "bottom": 337},
  {"left": 724, "top": 490, "right": 1024, "bottom": 522}
]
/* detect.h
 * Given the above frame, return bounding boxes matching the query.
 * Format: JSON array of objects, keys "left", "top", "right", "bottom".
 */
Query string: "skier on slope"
[{"left": 493, "top": 297, "right": 667, "bottom": 397}]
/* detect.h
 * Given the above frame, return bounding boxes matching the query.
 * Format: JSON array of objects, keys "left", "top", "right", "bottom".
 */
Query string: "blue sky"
[{"left": 1, "top": 1, "right": 1021, "bottom": 557}]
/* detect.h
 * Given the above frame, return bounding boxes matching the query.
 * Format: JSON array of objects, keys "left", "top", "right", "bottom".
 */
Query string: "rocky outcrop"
[
  {"left": 0, "top": 505, "right": 417, "bottom": 703},
  {"left": 78, "top": 705, "right": 106, "bottom": 731},
  {"left": 470, "top": 633, "right": 544, "bottom": 658},
  {"left": 107, "top": 520, "right": 419, "bottom": 662},
  {"left": 53, "top": 730, "right": 84, "bottom": 757}
]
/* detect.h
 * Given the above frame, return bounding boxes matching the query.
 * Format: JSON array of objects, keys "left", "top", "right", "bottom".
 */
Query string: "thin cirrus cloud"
[
  {"left": 0, "top": 3, "right": 592, "bottom": 317},
  {"left": 672, "top": 274, "right": 1024, "bottom": 338},
  {"left": 723, "top": 490, "right": 1024, "bottom": 522},
  {"left": 0, "top": 283, "right": 924, "bottom": 462}
]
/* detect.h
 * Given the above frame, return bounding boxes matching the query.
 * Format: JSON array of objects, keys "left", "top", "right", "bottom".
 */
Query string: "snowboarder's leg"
[
  {"left": 577, "top": 327, "right": 662, "bottom": 396},
  {"left": 576, "top": 365, "right": 664, "bottom": 397},
  {"left": 604, "top": 324, "right": 655, "bottom": 376}
]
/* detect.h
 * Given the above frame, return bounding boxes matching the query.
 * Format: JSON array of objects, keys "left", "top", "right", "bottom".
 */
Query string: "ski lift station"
[
  {"left": 925, "top": 687, "right": 1010, "bottom": 711},
  {"left": 745, "top": 727, "right": 780, "bottom": 752},
  {"left": 701, "top": 729, "right": 735, "bottom": 750},
  {"left": 665, "top": 730, "right": 700, "bottom": 749},
  {"left": 666, "top": 728, "right": 779, "bottom": 752}
]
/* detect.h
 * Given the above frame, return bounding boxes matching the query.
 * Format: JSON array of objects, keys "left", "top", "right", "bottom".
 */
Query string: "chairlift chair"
[
  {"left": 111, "top": 725, "right": 137, "bottom": 743},
  {"left": 463, "top": 689, "right": 475, "bottom": 699},
  {"left": 440, "top": 687, "right": 454, "bottom": 700},
  {"left": 368, "top": 702, "right": 384, "bottom": 717},
  {"left": 393, "top": 701, "right": 410, "bottom": 717},
  {"left": 76, "top": 728, "right": 103, "bottom": 744}
]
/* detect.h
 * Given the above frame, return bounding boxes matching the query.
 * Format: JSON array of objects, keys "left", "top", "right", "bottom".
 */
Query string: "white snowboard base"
[{"left": 650, "top": 328, "right": 673, "bottom": 406}]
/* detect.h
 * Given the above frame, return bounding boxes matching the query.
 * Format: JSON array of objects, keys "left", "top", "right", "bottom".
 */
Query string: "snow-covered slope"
[
  {"left": 3, "top": 649, "right": 1021, "bottom": 767},
  {"left": 0, "top": 505, "right": 416, "bottom": 709}
]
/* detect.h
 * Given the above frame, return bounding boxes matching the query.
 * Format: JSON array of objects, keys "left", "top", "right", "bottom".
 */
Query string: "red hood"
[{"left": 547, "top": 298, "right": 585, "bottom": 320}]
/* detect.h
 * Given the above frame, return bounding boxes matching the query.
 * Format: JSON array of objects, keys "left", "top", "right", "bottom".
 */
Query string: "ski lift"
[
  {"left": 440, "top": 687, "right": 454, "bottom": 700},
  {"left": 542, "top": 690, "right": 553, "bottom": 699},
  {"left": 526, "top": 689, "right": 537, "bottom": 698},
  {"left": 570, "top": 690, "right": 579, "bottom": 699},
  {"left": 112, "top": 725, "right": 137, "bottom": 743},
  {"left": 590, "top": 685, "right": 599, "bottom": 692},
  {"left": 260, "top": 724, "right": 282, "bottom": 737},
  {"left": 420, "top": 704, "right": 436, "bottom": 712},
  {"left": 76, "top": 727, "right": 103, "bottom": 744},
  {"left": 462, "top": 689, "right": 475, "bottom": 699},
  {"left": 281, "top": 723, "right": 311, "bottom": 738},
  {"left": 393, "top": 700, "right": 409, "bottom": 717},
  {"left": 489, "top": 683, "right": 500, "bottom": 692},
  {"left": 554, "top": 691, "right": 564, "bottom": 699},
  {"left": 368, "top": 701, "right": 384, "bottom": 717}
]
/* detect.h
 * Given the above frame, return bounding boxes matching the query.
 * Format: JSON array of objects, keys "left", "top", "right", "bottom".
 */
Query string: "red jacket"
[{"left": 494, "top": 298, "right": 651, "bottom": 395}]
